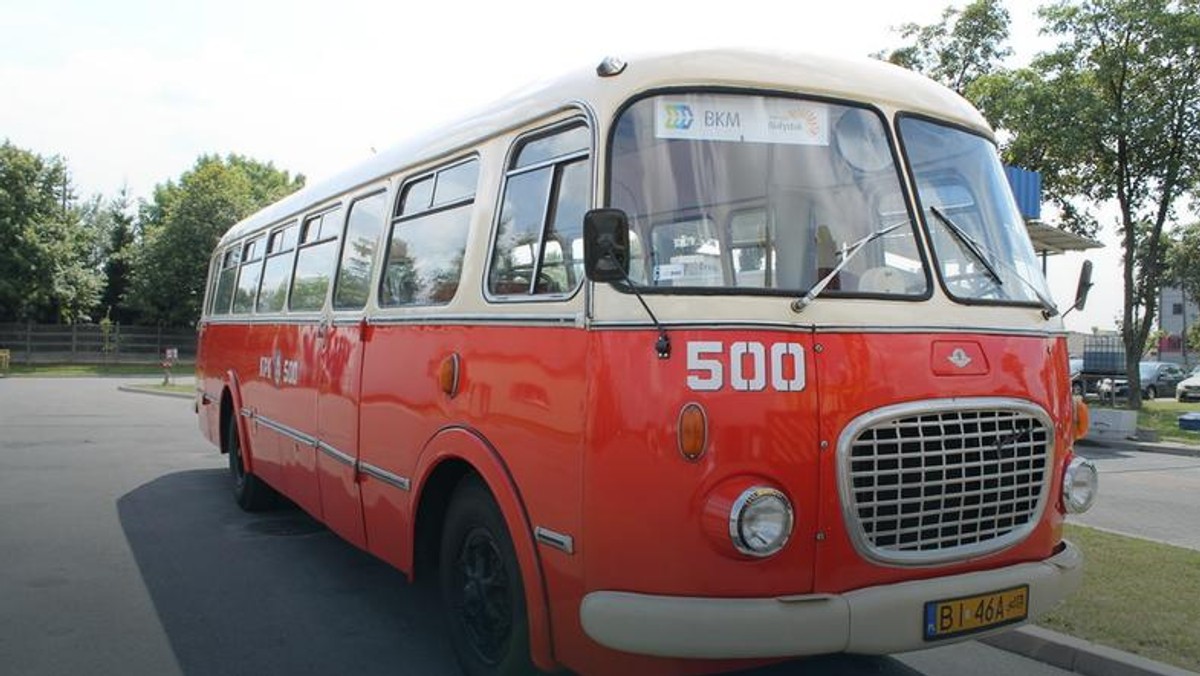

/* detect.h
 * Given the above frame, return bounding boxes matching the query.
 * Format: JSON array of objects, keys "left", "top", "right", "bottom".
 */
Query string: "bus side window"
[
  {"left": 256, "top": 222, "right": 297, "bottom": 313},
  {"left": 232, "top": 237, "right": 264, "bottom": 314},
  {"left": 333, "top": 191, "right": 387, "bottom": 310},
  {"left": 212, "top": 245, "right": 241, "bottom": 315},
  {"left": 488, "top": 122, "right": 591, "bottom": 298},
  {"left": 289, "top": 207, "right": 343, "bottom": 312},
  {"left": 380, "top": 158, "right": 479, "bottom": 307}
]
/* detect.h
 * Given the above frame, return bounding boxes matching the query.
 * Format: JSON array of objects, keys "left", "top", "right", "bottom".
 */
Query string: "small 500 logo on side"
[
  {"left": 259, "top": 352, "right": 300, "bottom": 386},
  {"left": 686, "top": 341, "right": 806, "bottom": 392}
]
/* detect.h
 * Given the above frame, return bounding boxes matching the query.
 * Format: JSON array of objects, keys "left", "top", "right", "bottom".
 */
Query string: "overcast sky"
[{"left": 0, "top": 0, "right": 1124, "bottom": 332}]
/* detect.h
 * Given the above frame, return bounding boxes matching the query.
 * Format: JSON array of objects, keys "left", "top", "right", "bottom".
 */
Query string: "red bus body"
[{"left": 197, "top": 50, "right": 1091, "bottom": 675}]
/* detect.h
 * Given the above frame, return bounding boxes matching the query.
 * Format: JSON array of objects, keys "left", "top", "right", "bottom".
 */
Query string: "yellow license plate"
[{"left": 923, "top": 585, "right": 1028, "bottom": 640}]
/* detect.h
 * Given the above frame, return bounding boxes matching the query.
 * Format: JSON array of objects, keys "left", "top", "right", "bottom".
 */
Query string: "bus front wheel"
[
  {"left": 226, "top": 419, "right": 274, "bottom": 512},
  {"left": 439, "top": 476, "right": 535, "bottom": 676}
]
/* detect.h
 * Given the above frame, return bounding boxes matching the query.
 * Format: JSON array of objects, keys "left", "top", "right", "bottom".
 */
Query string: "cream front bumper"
[{"left": 580, "top": 541, "right": 1082, "bottom": 659}]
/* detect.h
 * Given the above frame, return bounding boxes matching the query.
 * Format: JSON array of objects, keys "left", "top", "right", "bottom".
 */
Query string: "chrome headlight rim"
[
  {"left": 728, "top": 486, "right": 794, "bottom": 558},
  {"left": 1062, "top": 457, "right": 1099, "bottom": 514}
]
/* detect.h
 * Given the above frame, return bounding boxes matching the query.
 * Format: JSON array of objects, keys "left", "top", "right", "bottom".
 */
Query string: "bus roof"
[{"left": 217, "top": 49, "right": 989, "bottom": 247}]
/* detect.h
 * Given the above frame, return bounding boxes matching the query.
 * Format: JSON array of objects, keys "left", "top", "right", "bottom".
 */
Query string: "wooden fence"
[{"left": 0, "top": 323, "right": 197, "bottom": 365}]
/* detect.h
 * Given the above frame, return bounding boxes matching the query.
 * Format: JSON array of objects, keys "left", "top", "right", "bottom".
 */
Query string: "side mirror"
[
  {"left": 1073, "top": 260, "right": 1093, "bottom": 311},
  {"left": 583, "top": 208, "right": 631, "bottom": 283}
]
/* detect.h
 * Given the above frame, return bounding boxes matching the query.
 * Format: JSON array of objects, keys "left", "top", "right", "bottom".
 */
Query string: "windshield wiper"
[
  {"left": 929, "top": 205, "right": 1058, "bottom": 319},
  {"left": 791, "top": 222, "right": 906, "bottom": 313},
  {"left": 929, "top": 206, "right": 1003, "bottom": 287}
]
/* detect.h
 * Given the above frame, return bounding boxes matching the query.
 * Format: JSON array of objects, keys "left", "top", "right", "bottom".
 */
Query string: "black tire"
[
  {"left": 1146, "top": 386, "right": 1157, "bottom": 400},
  {"left": 226, "top": 418, "right": 274, "bottom": 512},
  {"left": 439, "top": 476, "right": 535, "bottom": 676}
]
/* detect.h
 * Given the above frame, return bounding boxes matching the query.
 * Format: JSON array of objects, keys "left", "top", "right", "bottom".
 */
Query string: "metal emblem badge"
[{"left": 947, "top": 348, "right": 973, "bottom": 369}]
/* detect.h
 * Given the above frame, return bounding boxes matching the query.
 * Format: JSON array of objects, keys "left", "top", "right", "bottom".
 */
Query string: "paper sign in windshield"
[{"left": 655, "top": 96, "right": 829, "bottom": 146}]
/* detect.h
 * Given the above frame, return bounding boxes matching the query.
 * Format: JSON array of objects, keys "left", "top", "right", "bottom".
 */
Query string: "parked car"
[
  {"left": 1109, "top": 361, "right": 1189, "bottom": 399},
  {"left": 1069, "top": 357, "right": 1084, "bottom": 396},
  {"left": 1178, "top": 366, "right": 1200, "bottom": 402}
]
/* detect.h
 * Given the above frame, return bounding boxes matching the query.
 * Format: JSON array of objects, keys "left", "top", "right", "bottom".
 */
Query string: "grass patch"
[
  {"left": 4, "top": 362, "right": 194, "bottom": 378},
  {"left": 1040, "top": 524, "right": 1200, "bottom": 671},
  {"left": 1088, "top": 398, "right": 1200, "bottom": 444},
  {"left": 1139, "top": 399, "right": 1200, "bottom": 444}
]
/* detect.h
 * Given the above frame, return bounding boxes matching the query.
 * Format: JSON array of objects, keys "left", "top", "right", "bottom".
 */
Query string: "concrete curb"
[
  {"left": 982, "top": 625, "right": 1196, "bottom": 676},
  {"left": 117, "top": 384, "right": 194, "bottom": 400}
]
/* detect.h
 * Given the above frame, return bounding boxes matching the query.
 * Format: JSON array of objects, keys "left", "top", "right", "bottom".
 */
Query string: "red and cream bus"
[{"left": 196, "top": 50, "right": 1098, "bottom": 676}]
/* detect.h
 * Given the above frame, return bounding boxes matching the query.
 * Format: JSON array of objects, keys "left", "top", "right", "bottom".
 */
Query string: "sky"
[{"left": 0, "top": 0, "right": 1126, "bottom": 332}]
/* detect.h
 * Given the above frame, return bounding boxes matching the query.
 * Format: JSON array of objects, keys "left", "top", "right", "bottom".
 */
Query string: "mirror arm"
[{"left": 605, "top": 251, "right": 671, "bottom": 360}]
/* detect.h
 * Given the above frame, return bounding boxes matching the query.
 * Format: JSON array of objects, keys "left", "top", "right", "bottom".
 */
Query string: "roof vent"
[{"left": 596, "top": 56, "right": 627, "bottom": 78}]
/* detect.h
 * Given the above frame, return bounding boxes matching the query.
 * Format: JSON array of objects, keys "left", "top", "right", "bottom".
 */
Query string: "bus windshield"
[
  {"left": 610, "top": 93, "right": 928, "bottom": 297},
  {"left": 899, "top": 116, "right": 1051, "bottom": 306}
]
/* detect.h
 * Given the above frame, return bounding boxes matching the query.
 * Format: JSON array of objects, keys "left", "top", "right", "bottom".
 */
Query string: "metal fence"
[{"left": 0, "top": 323, "right": 197, "bottom": 365}]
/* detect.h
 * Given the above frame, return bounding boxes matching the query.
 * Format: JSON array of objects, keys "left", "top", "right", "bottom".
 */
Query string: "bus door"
[
  {"left": 313, "top": 191, "right": 388, "bottom": 549},
  {"left": 285, "top": 206, "right": 349, "bottom": 520}
]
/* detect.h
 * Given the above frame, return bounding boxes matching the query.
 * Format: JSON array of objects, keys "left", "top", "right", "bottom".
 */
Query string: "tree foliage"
[
  {"left": 0, "top": 141, "right": 103, "bottom": 323},
  {"left": 126, "top": 155, "right": 304, "bottom": 327},
  {"left": 1027, "top": 0, "right": 1200, "bottom": 409},
  {"left": 94, "top": 186, "right": 137, "bottom": 324},
  {"left": 882, "top": 0, "right": 1200, "bottom": 409},
  {"left": 875, "top": 0, "right": 1013, "bottom": 95}
]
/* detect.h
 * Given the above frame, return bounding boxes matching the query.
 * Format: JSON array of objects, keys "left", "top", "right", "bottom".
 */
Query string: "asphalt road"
[
  {"left": 0, "top": 377, "right": 1075, "bottom": 676},
  {"left": 1071, "top": 442, "right": 1200, "bottom": 550}
]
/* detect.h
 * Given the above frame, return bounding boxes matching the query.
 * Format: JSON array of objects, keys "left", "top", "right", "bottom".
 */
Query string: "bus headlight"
[
  {"left": 730, "top": 487, "right": 794, "bottom": 557},
  {"left": 1062, "top": 457, "right": 1098, "bottom": 514}
]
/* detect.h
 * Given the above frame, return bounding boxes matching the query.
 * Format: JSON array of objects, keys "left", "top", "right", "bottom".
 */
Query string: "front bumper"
[{"left": 580, "top": 540, "right": 1082, "bottom": 659}]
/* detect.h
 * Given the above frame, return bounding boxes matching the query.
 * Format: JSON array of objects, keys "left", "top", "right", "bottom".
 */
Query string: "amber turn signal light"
[
  {"left": 677, "top": 402, "right": 708, "bottom": 461},
  {"left": 439, "top": 353, "right": 461, "bottom": 399},
  {"left": 1072, "top": 395, "right": 1089, "bottom": 441}
]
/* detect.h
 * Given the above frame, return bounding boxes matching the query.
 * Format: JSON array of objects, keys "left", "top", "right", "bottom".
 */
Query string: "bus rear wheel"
[
  {"left": 226, "top": 419, "right": 274, "bottom": 512},
  {"left": 439, "top": 476, "right": 535, "bottom": 676}
]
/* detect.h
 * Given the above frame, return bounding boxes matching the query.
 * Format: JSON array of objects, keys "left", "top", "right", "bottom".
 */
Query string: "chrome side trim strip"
[
  {"left": 317, "top": 440, "right": 356, "bottom": 468},
  {"left": 368, "top": 313, "right": 580, "bottom": 327},
  {"left": 254, "top": 414, "right": 318, "bottom": 448},
  {"left": 535, "top": 527, "right": 575, "bottom": 554},
  {"left": 240, "top": 407, "right": 253, "bottom": 418},
  {"left": 588, "top": 320, "right": 1061, "bottom": 337},
  {"left": 358, "top": 461, "right": 411, "bottom": 491},
  {"left": 204, "top": 316, "right": 322, "bottom": 326}
]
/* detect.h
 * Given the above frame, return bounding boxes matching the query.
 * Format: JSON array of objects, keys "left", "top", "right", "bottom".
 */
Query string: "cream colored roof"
[{"left": 218, "top": 49, "right": 989, "bottom": 247}]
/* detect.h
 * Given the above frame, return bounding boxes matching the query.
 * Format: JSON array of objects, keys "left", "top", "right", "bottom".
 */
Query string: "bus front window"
[
  {"left": 899, "top": 116, "right": 1052, "bottom": 307},
  {"left": 609, "top": 93, "right": 928, "bottom": 298}
]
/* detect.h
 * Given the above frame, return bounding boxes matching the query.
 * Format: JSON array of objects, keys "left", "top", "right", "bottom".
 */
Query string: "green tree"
[
  {"left": 994, "top": 0, "right": 1200, "bottom": 409},
  {"left": 875, "top": 0, "right": 1013, "bottom": 95},
  {"left": 0, "top": 141, "right": 102, "bottom": 323},
  {"left": 126, "top": 155, "right": 303, "bottom": 327},
  {"left": 81, "top": 187, "right": 138, "bottom": 323}
]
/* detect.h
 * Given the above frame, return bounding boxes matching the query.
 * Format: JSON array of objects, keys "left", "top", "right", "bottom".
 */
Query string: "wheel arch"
[
  {"left": 410, "top": 426, "right": 557, "bottom": 673},
  {"left": 219, "top": 370, "right": 254, "bottom": 474}
]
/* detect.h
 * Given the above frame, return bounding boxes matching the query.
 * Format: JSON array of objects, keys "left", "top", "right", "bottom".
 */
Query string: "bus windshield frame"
[
  {"left": 606, "top": 90, "right": 932, "bottom": 300},
  {"left": 898, "top": 114, "right": 1052, "bottom": 308}
]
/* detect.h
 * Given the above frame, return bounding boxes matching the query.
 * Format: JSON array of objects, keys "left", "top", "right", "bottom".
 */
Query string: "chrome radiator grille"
[{"left": 839, "top": 400, "right": 1052, "bottom": 564}]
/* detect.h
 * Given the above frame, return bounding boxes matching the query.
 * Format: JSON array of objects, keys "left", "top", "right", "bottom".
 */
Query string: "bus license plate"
[{"left": 923, "top": 585, "right": 1028, "bottom": 641}]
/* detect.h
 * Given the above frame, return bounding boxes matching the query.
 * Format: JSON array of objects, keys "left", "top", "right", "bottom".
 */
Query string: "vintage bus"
[{"left": 196, "top": 50, "right": 1098, "bottom": 676}]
